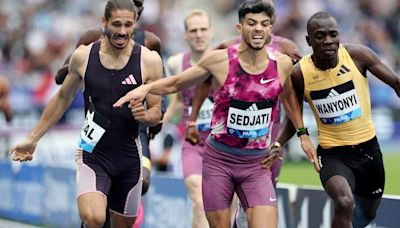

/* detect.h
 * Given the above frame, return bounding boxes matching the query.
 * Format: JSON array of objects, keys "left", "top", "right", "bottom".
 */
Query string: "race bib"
[
  {"left": 188, "top": 97, "right": 214, "bottom": 131},
  {"left": 227, "top": 99, "right": 273, "bottom": 138},
  {"left": 310, "top": 81, "right": 362, "bottom": 125},
  {"left": 78, "top": 100, "right": 110, "bottom": 152}
]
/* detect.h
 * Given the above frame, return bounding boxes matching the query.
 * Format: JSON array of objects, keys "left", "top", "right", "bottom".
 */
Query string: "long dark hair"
[{"left": 104, "top": 0, "right": 138, "bottom": 21}]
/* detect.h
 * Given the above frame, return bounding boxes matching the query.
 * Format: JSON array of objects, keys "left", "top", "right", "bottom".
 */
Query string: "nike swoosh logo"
[
  {"left": 260, "top": 78, "right": 276, "bottom": 84},
  {"left": 269, "top": 196, "right": 277, "bottom": 202}
]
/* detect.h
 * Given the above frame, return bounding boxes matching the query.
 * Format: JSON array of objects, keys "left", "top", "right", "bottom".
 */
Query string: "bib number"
[
  {"left": 188, "top": 97, "right": 214, "bottom": 131},
  {"left": 78, "top": 98, "right": 110, "bottom": 152},
  {"left": 227, "top": 99, "right": 273, "bottom": 138},
  {"left": 310, "top": 81, "right": 362, "bottom": 125}
]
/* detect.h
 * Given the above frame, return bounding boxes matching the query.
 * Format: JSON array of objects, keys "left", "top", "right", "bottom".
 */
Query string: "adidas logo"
[
  {"left": 336, "top": 65, "right": 350, "bottom": 76},
  {"left": 318, "top": 156, "right": 323, "bottom": 168},
  {"left": 372, "top": 188, "right": 383, "bottom": 195},
  {"left": 246, "top": 103, "right": 259, "bottom": 111},
  {"left": 121, "top": 74, "right": 137, "bottom": 85},
  {"left": 328, "top": 89, "right": 339, "bottom": 97}
]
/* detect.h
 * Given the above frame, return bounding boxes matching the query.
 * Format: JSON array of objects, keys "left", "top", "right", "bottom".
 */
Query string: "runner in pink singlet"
[
  {"left": 178, "top": 52, "right": 213, "bottom": 178},
  {"left": 191, "top": 34, "right": 301, "bottom": 187},
  {"left": 114, "top": 1, "right": 319, "bottom": 227},
  {"left": 201, "top": 44, "right": 282, "bottom": 214}
]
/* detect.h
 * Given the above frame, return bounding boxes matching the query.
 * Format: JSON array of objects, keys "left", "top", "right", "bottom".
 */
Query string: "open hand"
[{"left": 10, "top": 139, "right": 37, "bottom": 162}]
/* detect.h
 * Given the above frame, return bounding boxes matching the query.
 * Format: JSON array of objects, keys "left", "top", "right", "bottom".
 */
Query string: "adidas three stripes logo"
[
  {"left": 336, "top": 65, "right": 350, "bottom": 76},
  {"left": 121, "top": 74, "right": 137, "bottom": 85}
]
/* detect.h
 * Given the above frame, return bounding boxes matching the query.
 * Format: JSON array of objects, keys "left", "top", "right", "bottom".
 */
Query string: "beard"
[
  {"left": 104, "top": 27, "right": 133, "bottom": 49},
  {"left": 248, "top": 44, "right": 264, "bottom": 51},
  {"left": 243, "top": 36, "right": 267, "bottom": 51}
]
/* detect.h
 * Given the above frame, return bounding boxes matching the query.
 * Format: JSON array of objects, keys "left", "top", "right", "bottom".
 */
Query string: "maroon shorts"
[
  {"left": 181, "top": 131, "right": 208, "bottom": 179},
  {"left": 202, "top": 139, "right": 276, "bottom": 212},
  {"left": 181, "top": 139, "right": 205, "bottom": 179}
]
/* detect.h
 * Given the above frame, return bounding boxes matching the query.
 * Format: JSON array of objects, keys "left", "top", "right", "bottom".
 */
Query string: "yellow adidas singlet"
[{"left": 300, "top": 45, "right": 375, "bottom": 148}]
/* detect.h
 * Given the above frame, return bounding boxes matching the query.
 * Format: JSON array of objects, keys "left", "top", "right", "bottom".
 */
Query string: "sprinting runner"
[
  {"left": 291, "top": 11, "right": 400, "bottom": 228},
  {"left": 163, "top": 9, "right": 213, "bottom": 228},
  {"left": 10, "top": 0, "right": 163, "bottom": 227},
  {"left": 186, "top": 3, "right": 302, "bottom": 225},
  {"left": 54, "top": 1, "right": 162, "bottom": 227},
  {"left": 114, "top": 1, "right": 319, "bottom": 227}
]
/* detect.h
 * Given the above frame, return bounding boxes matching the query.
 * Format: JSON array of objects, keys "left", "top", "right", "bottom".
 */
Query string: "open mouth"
[
  {"left": 251, "top": 35, "right": 265, "bottom": 45},
  {"left": 252, "top": 35, "right": 264, "bottom": 41},
  {"left": 113, "top": 37, "right": 128, "bottom": 45}
]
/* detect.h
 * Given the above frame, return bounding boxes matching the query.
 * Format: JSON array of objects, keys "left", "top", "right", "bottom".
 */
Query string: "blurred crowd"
[{"left": 0, "top": 0, "right": 399, "bottom": 127}]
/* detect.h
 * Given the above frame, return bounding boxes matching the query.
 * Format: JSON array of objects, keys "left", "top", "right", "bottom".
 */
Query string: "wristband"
[
  {"left": 296, "top": 127, "right": 309, "bottom": 137},
  {"left": 186, "top": 121, "right": 197, "bottom": 128}
]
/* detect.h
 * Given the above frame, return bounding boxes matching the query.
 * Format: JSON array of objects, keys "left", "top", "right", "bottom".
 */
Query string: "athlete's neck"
[
  {"left": 237, "top": 43, "right": 269, "bottom": 73},
  {"left": 190, "top": 46, "right": 212, "bottom": 64},
  {"left": 266, "top": 35, "right": 273, "bottom": 46},
  {"left": 101, "top": 37, "right": 133, "bottom": 59},
  {"left": 99, "top": 38, "right": 133, "bottom": 70},
  {"left": 311, "top": 54, "right": 339, "bottom": 71}
]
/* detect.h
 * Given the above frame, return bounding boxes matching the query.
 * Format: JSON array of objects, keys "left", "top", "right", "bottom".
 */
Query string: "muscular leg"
[
  {"left": 232, "top": 118, "right": 282, "bottom": 228},
  {"left": 81, "top": 206, "right": 110, "bottom": 228},
  {"left": 234, "top": 156, "right": 282, "bottom": 228},
  {"left": 78, "top": 192, "right": 108, "bottom": 228},
  {"left": 185, "top": 174, "right": 208, "bottom": 228},
  {"left": 110, "top": 211, "right": 136, "bottom": 228},
  {"left": 202, "top": 143, "right": 275, "bottom": 228},
  {"left": 206, "top": 208, "right": 231, "bottom": 228},
  {"left": 324, "top": 175, "right": 355, "bottom": 228},
  {"left": 352, "top": 195, "right": 381, "bottom": 228},
  {"left": 245, "top": 206, "right": 277, "bottom": 228}
]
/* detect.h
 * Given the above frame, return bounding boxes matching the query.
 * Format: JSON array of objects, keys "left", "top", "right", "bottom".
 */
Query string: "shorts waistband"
[
  {"left": 320, "top": 136, "right": 379, "bottom": 152},
  {"left": 206, "top": 135, "right": 268, "bottom": 156}
]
